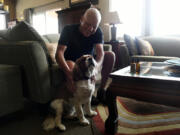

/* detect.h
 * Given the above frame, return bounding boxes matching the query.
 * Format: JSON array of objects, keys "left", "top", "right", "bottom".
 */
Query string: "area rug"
[{"left": 93, "top": 96, "right": 180, "bottom": 135}]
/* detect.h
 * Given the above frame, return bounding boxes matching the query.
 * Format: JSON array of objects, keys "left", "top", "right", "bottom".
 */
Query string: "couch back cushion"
[
  {"left": 3, "top": 21, "right": 52, "bottom": 66},
  {"left": 135, "top": 38, "right": 154, "bottom": 56},
  {"left": 42, "top": 34, "right": 60, "bottom": 43},
  {"left": 0, "top": 29, "right": 8, "bottom": 38},
  {"left": 124, "top": 34, "right": 138, "bottom": 56},
  {"left": 45, "top": 43, "right": 58, "bottom": 63},
  {"left": 143, "top": 36, "right": 180, "bottom": 57}
]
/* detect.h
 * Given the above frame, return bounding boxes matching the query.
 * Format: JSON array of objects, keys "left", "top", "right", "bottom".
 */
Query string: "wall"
[
  {"left": 16, "top": 0, "right": 111, "bottom": 41},
  {"left": 97, "top": 0, "right": 111, "bottom": 41},
  {"left": 16, "top": 0, "right": 69, "bottom": 20}
]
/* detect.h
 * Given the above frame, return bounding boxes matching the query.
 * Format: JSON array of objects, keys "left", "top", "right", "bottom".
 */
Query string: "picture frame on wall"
[{"left": 69, "top": 0, "right": 98, "bottom": 7}]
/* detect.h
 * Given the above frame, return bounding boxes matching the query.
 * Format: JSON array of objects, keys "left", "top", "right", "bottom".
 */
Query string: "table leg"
[{"left": 105, "top": 89, "right": 118, "bottom": 135}]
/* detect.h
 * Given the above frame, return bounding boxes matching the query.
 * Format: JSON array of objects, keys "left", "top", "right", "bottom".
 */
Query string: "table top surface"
[{"left": 111, "top": 62, "right": 180, "bottom": 82}]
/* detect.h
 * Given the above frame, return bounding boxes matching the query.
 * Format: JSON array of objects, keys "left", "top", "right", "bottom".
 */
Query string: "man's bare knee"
[
  {"left": 104, "top": 51, "right": 115, "bottom": 63},
  {"left": 67, "top": 61, "right": 75, "bottom": 70}
]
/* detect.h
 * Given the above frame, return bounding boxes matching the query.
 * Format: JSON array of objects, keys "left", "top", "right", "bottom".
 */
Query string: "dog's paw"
[
  {"left": 56, "top": 124, "right": 66, "bottom": 131},
  {"left": 42, "top": 118, "right": 55, "bottom": 131},
  {"left": 88, "top": 110, "right": 97, "bottom": 117},
  {"left": 80, "top": 118, "right": 90, "bottom": 125}
]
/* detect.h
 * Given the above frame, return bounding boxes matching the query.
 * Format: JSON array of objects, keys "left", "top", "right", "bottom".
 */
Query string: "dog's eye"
[{"left": 88, "top": 58, "right": 92, "bottom": 62}]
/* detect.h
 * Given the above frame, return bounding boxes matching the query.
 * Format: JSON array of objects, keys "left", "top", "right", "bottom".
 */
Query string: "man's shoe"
[
  {"left": 91, "top": 96, "right": 100, "bottom": 106},
  {"left": 97, "top": 88, "right": 107, "bottom": 105}
]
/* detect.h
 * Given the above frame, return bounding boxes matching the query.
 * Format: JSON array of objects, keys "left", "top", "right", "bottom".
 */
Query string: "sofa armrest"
[
  {"left": 118, "top": 45, "right": 131, "bottom": 69},
  {"left": 103, "top": 44, "right": 112, "bottom": 51},
  {"left": 131, "top": 55, "right": 178, "bottom": 62},
  {"left": 0, "top": 41, "right": 52, "bottom": 103}
]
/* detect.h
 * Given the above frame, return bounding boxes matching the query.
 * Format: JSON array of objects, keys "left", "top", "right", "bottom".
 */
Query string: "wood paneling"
[
  {"left": 5, "top": 0, "right": 17, "bottom": 20},
  {"left": 56, "top": 4, "right": 90, "bottom": 33}
]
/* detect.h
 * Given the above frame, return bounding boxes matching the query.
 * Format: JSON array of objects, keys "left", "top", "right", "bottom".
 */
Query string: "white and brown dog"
[{"left": 42, "top": 55, "right": 98, "bottom": 131}]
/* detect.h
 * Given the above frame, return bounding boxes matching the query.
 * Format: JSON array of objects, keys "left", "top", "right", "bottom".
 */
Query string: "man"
[{"left": 56, "top": 7, "right": 115, "bottom": 105}]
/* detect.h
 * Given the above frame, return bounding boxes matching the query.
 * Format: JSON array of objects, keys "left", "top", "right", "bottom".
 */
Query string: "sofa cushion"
[
  {"left": 0, "top": 29, "right": 8, "bottom": 38},
  {"left": 41, "top": 36, "right": 50, "bottom": 44},
  {"left": 3, "top": 21, "right": 52, "bottom": 66},
  {"left": 135, "top": 38, "right": 155, "bottom": 56},
  {"left": 124, "top": 34, "right": 138, "bottom": 56},
  {"left": 42, "top": 34, "right": 60, "bottom": 43},
  {"left": 0, "top": 65, "right": 23, "bottom": 116},
  {"left": 45, "top": 43, "right": 58, "bottom": 63}
]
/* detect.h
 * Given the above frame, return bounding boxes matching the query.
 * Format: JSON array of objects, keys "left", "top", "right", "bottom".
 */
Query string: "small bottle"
[
  {"left": 130, "top": 58, "right": 136, "bottom": 74},
  {"left": 136, "top": 60, "right": 140, "bottom": 74},
  {"left": 130, "top": 63, "right": 136, "bottom": 74}
]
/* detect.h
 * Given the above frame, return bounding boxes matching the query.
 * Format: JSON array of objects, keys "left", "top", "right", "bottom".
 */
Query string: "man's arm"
[
  {"left": 55, "top": 45, "right": 75, "bottom": 92},
  {"left": 95, "top": 43, "right": 104, "bottom": 68},
  {"left": 56, "top": 45, "right": 70, "bottom": 73}
]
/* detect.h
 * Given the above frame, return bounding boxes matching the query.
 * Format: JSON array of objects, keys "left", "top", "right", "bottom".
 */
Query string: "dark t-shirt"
[{"left": 58, "top": 24, "right": 104, "bottom": 62}]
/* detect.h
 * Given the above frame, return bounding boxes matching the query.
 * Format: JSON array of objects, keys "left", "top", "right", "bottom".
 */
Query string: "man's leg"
[
  {"left": 92, "top": 51, "right": 115, "bottom": 105},
  {"left": 66, "top": 60, "right": 75, "bottom": 70},
  {"left": 100, "top": 51, "right": 115, "bottom": 89}
]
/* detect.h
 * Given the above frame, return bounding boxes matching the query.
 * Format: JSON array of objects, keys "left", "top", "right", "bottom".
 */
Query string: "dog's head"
[{"left": 73, "top": 55, "right": 97, "bottom": 81}]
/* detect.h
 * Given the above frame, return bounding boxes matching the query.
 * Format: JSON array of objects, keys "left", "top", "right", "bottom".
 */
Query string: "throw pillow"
[
  {"left": 4, "top": 21, "right": 52, "bottom": 65},
  {"left": 135, "top": 38, "right": 155, "bottom": 56},
  {"left": 45, "top": 43, "right": 58, "bottom": 63},
  {"left": 124, "top": 34, "right": 138, "bottom": 56}
]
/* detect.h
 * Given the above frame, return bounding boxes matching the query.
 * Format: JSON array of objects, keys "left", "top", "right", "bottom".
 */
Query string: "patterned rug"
[{"left": 93, "top": 96, "right": 180, "bottom": 135}]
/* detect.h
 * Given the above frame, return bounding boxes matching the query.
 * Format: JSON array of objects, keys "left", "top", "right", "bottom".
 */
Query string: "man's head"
[{"left": 80, "top": 8, "right": 101, "bottom": 37}]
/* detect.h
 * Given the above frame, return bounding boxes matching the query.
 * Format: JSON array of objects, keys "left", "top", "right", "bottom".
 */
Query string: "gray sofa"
[
  {"left": 0, "top": 22, "right": 64, "bottom": 110},
  {"left": 118, "top": 36, "right": 180, "bottom": 69}
]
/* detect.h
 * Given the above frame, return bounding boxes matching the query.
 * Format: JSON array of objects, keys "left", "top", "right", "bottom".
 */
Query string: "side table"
[{"left": 105, "top": 41, "right": 124, "bottom": 70}]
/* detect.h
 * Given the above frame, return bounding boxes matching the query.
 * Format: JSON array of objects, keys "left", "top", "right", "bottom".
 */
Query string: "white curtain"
[
  {"left": 111, "top": 0, "right": 180, "bottom": 37},
  {"left": 0, "top": 14, "right": 6, "bottom": 30},
  {"left": 24, "top": 8, "right": 34, "bottom": 25},
  {"left": 110, "top": 0, "right": 144, "bottom": 37},
  {"left": 150, "top": 0, "right": 180, "bottom": 36}
]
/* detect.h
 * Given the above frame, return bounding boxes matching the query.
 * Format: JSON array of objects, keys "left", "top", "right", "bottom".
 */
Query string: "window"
[
  {"left": 32, "top": 9, "right": 59, "bottom": 35},
  {"left": 111, "top": 0, "right": 180, "bottom": 37},
  {"left": 0, "top": 14, "right": 6, "bottom": 30},
  {"left": 111, "top": 0, "right": 144, "bottom": 37},
  {"left": 151, "top": 0, "right": 180, "bottom": 36}
]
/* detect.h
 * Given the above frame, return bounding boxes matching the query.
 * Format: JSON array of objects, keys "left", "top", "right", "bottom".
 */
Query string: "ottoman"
[{"left": 0, "top": 65, "right": 23, "bottom": 117}]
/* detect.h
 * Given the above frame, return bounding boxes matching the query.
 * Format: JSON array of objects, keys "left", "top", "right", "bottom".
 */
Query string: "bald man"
[{"left": 56, "top": 8, "right": 115, "bottom": 105}]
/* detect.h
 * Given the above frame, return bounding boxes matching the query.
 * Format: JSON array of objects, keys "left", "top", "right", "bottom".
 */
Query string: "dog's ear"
[
  {"left": 73, "top": 65, "right": 83, "bottom": 81},
  {"left": 73, "top": 57, "right": 87, "bottom": 81},
  {"left": 73, "top": 55, "right": 90, "bottom": 81},
  {"left": 75, "top": 55, "right": 89, "bottom": 65},
  {"left": 75, "top": 56, "right": 88, "bottom": 73}
]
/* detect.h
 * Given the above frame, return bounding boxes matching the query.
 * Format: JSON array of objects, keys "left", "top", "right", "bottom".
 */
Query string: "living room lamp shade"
[{"left": 104, "top": 11, "right": 122, "bottom": 42}]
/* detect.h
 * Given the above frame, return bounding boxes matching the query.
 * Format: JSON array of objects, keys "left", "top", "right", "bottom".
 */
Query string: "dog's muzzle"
[{"left": 88, "top": 57, "right": 95, "bottom": 67}]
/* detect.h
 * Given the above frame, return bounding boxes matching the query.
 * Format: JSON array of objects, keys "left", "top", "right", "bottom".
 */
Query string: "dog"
[{"left": 42, "top": 55, "right": 98, "bottom": 131}]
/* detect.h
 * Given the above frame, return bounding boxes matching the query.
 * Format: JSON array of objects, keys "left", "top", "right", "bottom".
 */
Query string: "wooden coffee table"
[{"left": 105, "top": 62, "right": 180, "bottom": 135}]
